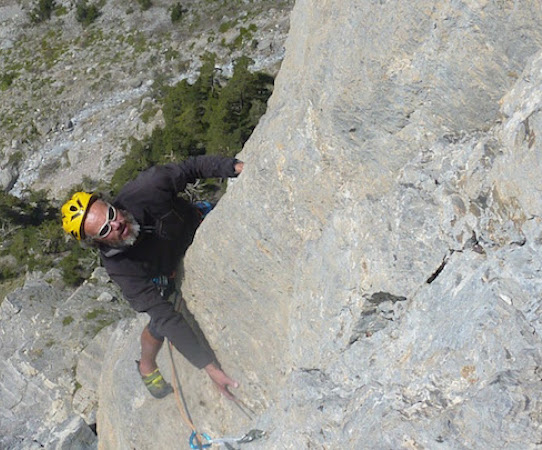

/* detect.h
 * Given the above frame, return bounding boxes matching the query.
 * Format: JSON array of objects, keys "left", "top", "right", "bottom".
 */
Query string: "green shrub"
[
  {"left": 59, "top": 254, "right": 83, "bottom": 286},
  {"left": 7, "top": 151, "right": 23, "bottom": 166},
  {"left": 0, "top": 72, "right": 18, "bottom": 91},
  {"left": 141, "top": 106, "right": 158, "bottom": 123},
  {"left": 58, "top": 245, "right": 96, "bottom": 286},
  {"left": 55, "top": 5, "right": 68, "bottom": 16},
  {"left": 170, "top": 3, "right": 186, "bottom": 23},
  {"left": 92, "top": 318, "right": 116, "bottom": 334},
  {"left": 164, "top": 47, "right": 179, "bottom": 61},
  {"left": 62, "top": 316, "right": 74, "bottom": 326},
  {"left": 37, "top": 219, "right": 69, "bottom": 254},
  {"left": 85, "top": 308, "right": 106, "bottom": 320},
  {"left": 232, "top": 24, "right": 257, "bottom": 50},
  {"left": 126, "top": 32, "right": 147, "bottom": 54},
  {"left": 8, "top": 227, "right": 40, "bottom": 271},
  {"left": 0, "top": 265, "right": 17, "bottom": 283},
  {"left": 76, "top": 0, "right": 101, "bottom": 26},
  {"left": 219, "top": 19, "right": 237, "bottom": 33},
  {"left": 203, "top": 55, "right": 273, "bottom": 156},
  {"left": 29, "top": 0, "right": 56, "bottom": 23},
  {"left": 0, "top": 190, "right": 56, "bottom": 229},
  {"left": 137, "top": 0, "right": 152, "bottom": 11},
  {"left": 4, "top": 218, "right": 73, "bottom": 276}
]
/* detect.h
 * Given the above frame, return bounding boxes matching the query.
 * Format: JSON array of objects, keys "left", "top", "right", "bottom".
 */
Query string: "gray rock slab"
[
  {"left": 176, "top": 0, "right": 542, "bottom": 448},
  {"left": 0, "top": 269, "right": 134, "bottom": 449}
]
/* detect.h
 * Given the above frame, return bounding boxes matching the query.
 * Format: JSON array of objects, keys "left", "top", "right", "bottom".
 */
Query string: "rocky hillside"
[
  {"left": 3, "top": 0, "right": 542, "bottom": 449},
  {"left": 0, "top": 0, "right": 292, "bottom": 448},
  {"left": 0, "top": 0, "right": 292, "bottom": 197},
  {"left": 0, "top": 268, "right": 135, "bottom": 449}
]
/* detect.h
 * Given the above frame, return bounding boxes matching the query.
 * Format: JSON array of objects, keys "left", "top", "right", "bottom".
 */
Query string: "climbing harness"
[{"left": 152, "top": 274, "right": 176, "bottom": 298}]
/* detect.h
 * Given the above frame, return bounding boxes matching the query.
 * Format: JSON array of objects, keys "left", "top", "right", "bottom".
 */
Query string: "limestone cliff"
[
  {"left": 3, "top": 0, "right": 542, "bottom": 449},
  {"left": 99, "top": 0, "right": 542, "bottom": 448}
]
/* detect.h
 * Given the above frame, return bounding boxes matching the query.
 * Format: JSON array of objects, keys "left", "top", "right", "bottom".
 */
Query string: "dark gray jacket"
[{"left": 100, "top": 156, "right": 239, "bottom": 368}]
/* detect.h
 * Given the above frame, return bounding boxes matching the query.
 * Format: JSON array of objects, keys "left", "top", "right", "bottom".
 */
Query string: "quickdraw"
[{"left": 189, "top": 429, "right": 266, "bottom": 449}]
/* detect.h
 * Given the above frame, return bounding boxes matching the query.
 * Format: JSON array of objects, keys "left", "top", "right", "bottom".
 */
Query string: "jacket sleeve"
[
  {"left": 103, "top": 258, "right": 213, "bottom": 369},
  {"left": 174, "top": 155, "right": 240, "bottom": 190},
  {"left": 117, "top": 156, "right": 239, "bottom": 210}
]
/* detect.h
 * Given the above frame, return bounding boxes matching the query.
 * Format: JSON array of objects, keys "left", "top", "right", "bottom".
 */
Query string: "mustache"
[{"left": 108, "top": 209, "right": 140, "bottom": 248}]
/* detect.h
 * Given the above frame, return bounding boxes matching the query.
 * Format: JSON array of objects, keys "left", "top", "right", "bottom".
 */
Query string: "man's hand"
[
  {"left": 204, "top": 363, "right": 239, "bottom": 400},
  {"left": 234, "top": 161, "right": 244, "bottom": 175}
]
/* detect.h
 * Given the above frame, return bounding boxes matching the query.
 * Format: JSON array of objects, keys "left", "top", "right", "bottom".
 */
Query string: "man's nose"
[{"left": 110, "top": 219, "right": 122, "bottom": 230}]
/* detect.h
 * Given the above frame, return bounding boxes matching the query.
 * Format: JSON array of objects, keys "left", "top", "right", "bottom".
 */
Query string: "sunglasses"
[{"left": 93, "top": 203, "right": 117, "bottom": 239}]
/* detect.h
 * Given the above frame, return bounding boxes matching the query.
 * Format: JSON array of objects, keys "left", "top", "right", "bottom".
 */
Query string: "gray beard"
[{"left": 108, "top": 211, "right": 141, "bottom": 249}]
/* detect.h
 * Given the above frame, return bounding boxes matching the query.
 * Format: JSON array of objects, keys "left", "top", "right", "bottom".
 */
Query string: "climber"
[{"left": 61, "top": 156, "right": 243, "bottom": 400}]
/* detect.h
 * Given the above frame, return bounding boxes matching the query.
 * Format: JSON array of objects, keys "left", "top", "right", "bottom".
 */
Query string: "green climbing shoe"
[{"left": 137, "top": 361, "right": 173, "bottom": 399}]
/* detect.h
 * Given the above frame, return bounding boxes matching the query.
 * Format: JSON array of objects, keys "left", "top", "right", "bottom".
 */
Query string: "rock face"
[
  {"left": 4, "top": 0, "right": 542, "bottom": 449},
  {"left": 98, "top": 0, "right": 542, "bottom": 448},
  {"left": 0, "top": 1, "right": 293, "bottom": 448}
]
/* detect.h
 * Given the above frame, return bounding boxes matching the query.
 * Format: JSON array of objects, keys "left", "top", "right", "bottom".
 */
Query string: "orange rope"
[
  {"left": 167, "top": 340, "right": 205, "bottom": 449},
  {"left": 166, "top": 290, "right": 208, "bottom": 449}
]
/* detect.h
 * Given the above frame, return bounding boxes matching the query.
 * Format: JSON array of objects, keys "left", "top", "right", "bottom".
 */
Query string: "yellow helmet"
[{"left": 61, "top": 191, "right": 95, "bottom": 240}]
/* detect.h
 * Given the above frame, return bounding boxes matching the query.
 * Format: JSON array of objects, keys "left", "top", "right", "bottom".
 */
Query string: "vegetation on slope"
[
  {"left": 0, "top": 53, "right": 273, "bottom": 286},
  {"left": 110, "top": 52, "right": 273, "bottom": 194}
]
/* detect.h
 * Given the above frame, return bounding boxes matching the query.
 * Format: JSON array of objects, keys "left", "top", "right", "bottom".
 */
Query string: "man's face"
[{"left": 83, "top": 200, "right": 139, "bottom": 247}]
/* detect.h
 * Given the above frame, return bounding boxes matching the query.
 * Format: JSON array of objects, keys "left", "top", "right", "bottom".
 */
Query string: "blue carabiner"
[{"left": 189, "top": 431, "right": 212, "bottom": 449}]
